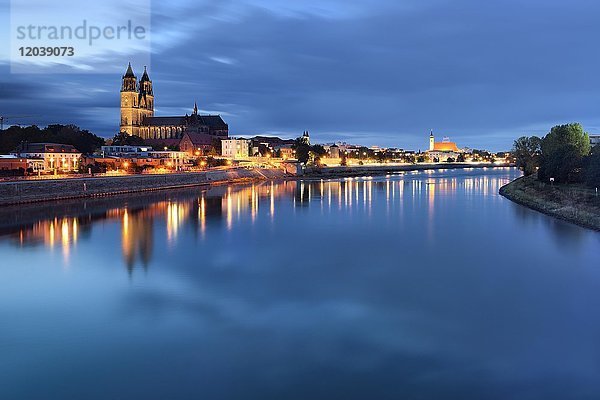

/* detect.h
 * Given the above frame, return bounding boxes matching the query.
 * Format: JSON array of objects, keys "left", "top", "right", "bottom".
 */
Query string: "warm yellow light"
[{"left": 123, "top": 162, "right": 130, "bottom": 168}]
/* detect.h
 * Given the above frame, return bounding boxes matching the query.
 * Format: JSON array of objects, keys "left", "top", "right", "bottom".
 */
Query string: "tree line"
[
  {"left": 0, "top": 125, "right": 105, "bottom": 154},
  {"left": 512, "top": 123, "right": 599, "bottom": 187}
]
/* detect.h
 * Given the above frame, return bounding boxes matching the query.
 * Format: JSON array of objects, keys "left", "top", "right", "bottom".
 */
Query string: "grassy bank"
[{"left": 499, "top": 174, "right": 600, "bottom": 231}]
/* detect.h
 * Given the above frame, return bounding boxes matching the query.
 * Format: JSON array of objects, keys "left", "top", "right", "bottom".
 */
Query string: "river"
[{"left": 1, "top": 167, "right": 599, "bottom": 399}]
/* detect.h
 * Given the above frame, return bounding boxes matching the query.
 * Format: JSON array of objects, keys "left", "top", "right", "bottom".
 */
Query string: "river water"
[{"left": 1, "top": 168, "right": 599, "bottom": 399}]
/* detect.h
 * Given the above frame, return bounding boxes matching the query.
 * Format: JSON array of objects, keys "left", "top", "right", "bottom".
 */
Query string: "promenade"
[{"left": 0, "top": 168, "right": 284, "bottom": 206}]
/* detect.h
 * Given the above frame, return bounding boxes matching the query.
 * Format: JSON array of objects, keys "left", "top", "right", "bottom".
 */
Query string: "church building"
[
  {"left": 120, "top": 63, "right": 229, "bottom": 141},
  {"left": 427, "top": 130, "right": 463, "bottom": 162}
]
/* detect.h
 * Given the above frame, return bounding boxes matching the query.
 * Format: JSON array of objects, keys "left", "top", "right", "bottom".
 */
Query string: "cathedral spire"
[
  {"left": 140, "top": 65, "right": 150, "bottom": 82},
  {"left": 124, "top": 62, "right": 135, "bottom": 78},
  {"left": 121, "top": 62, "right": 137, "bottom": 92},
  {"left": 193, "top": 101, "right": 198, "bottom": 115}
]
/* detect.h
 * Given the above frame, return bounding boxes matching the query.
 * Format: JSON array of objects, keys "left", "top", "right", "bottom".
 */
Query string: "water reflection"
[
  {"left": 0, "top": 169, "right": 576, "bottom": 273},
  {"left": 2, "top": 168, "right": 600, "bottom": 400}
]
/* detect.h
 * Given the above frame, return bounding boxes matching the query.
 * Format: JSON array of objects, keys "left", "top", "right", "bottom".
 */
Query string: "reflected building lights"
[{"left": 1, "top": 170, "right": 520, "bottom": 276}]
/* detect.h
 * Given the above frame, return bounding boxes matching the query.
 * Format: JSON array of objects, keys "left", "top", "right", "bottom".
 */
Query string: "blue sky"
[{"left": 1, "top": 0, "right": 600, "bottom": 151}]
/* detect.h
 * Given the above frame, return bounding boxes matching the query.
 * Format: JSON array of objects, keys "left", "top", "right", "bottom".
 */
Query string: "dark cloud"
[
  {"left": 1, "top": 0, "right": 600, "bottom": 150},
  {"left": 0, "top": 82, "right": 37, "bottom": 100}
]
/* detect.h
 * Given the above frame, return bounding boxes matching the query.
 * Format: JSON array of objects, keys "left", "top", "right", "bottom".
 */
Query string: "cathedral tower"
[
  {"left": 120, "top": 63, "right": 139, "bottom": 136},
  {"left": 138, "top": 66, "right": 154, "bottom": 124}
]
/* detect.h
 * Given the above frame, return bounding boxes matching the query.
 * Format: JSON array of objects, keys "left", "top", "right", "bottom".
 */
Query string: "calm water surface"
[{"left": 1, "top": 168, "right": 599, "bottom": 399}]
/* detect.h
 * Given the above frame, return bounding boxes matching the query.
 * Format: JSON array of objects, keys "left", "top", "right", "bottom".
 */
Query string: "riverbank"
[
  {"left": 0, "top": 168, "right": 285, "bottom": 206},
  {"left": 0, "top": 163, "right": 514, "bottom": 206},
  {"left": 499, "top": 174, "right": 600, "bottom": 231},
  {"left": 305, "top": 162, "right": 512, "bottom": 178}
]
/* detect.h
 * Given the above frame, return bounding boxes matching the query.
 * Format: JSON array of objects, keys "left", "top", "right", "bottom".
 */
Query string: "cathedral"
[{"left": 120, "top": 63, "right": 229, "bottom": 140}]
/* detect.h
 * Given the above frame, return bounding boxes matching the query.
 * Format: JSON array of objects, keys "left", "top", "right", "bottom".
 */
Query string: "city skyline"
[{"left": 2, "top": 0, "right": 600, "bottom": 151}]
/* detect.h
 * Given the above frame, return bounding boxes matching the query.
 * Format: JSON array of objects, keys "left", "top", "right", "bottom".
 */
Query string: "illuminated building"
[
  {"left": 426, "top": 130, "right": 463, "bottom": 162},
  {"left": 11, "top": 143, "right": 81, "bottom": 173},
  {"left": 222, "top": 138, "right": 250, "bottom": 159},
  {"left": 120, "top": 63, "right": 229, "bottom": 140}
]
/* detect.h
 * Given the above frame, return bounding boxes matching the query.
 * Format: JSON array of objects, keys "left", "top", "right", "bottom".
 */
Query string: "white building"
[
  {"left": 590, "top": 134, "right": 600, "bottom": 147},
  {"left": 11, "top": 143, "right": 81, "bottom": 173},
  {"left": 222, "top": 139, "right": 250, "bottom": 159},
  {"left": 146, "top": 150, "right": 187, "bottom": 169},
  {"left": 101, "top": 145, "right": 153, "bottom": 156}
]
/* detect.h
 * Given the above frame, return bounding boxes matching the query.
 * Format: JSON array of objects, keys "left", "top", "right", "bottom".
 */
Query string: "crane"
[{"left": 0, "top": 115, "right": 35, "bottom": 130}]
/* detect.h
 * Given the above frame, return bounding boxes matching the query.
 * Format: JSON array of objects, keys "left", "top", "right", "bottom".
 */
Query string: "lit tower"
[
  {"left": 120, "top": 62, "right": 139, "bottom": 136},
  {"left": 138, "top": 66, "right": 154, "bottom": 129},
  {"left": 429, "top": 130, "right": 435, "bottom": 151},
  {"left": 301, "top": 130, "right": 311, "bottom": 146}
]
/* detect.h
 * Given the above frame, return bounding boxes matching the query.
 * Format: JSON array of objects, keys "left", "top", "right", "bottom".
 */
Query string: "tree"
[
  {"left": 293, "top": 138, "right": 311, "bottom": 164},
  {"left": 293, "top": 138, "right": 326, "bottom": 165},
  {"left": 585, "top": 145, "right": 600, "bottom": 188},
  {"left": 512, "top": 136, "right": 541, "bottom": 176},
  {"left": 111, "top": 132, "right": 145, "bottom": 146},
  {"left": 0, "top": 124, "right": 105, "bottom": 154},
  {"left": 340, "top": 152, "right": 348, "bottom": 166},
  {"left": 539, "top": 124, "right": 590, "bottom": 183}
]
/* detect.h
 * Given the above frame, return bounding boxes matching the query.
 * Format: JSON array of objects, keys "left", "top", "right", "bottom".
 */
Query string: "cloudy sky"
[{"left": 1, "top": 0, "right": 600, "bottom": 151}]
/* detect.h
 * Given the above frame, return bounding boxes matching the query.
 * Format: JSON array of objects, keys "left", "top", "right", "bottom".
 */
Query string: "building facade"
[
  {"left": 222, "top": 139, "right": 250, "bottom": 159},
  {"left": 426, "top": 131, "right": 463, "bottom": 162},
  {"left": 11, "top": 143, "right": 81, "bottom": 173},
  {"left": 0, "top": 155, "right": 28, "bottom": 173},
  {"left": 120, "top": 63, "right": 229, "bottom": 140},
  {"left": 101, "top": 145, "right": 153, "bottom": 156},
  {"left": 179, "top": 132, "right": 216, "bottom": 156}
]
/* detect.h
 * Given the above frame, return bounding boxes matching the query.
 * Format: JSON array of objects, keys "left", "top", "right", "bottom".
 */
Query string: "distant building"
[
  {"left": 0, "top": 155, "right": 28, "bottom": 174},
  {"left": 590, "top": 134, "right": 600, "bottom": 147},
  {"left": 86, "top": 148, "right": 187, "bottom": 171},
  {"left": 179, "top": 132, "right": 216, "bottom": 156},
  {"left": 11, "top": 143, "right": 81, "bottom": 173},
  {"left": 329, "top": 144, "right": 340, "bottom": 159},
  {"left": 119, "top": 63, "right": 229, "bottom": 140},
  {"left": 426, "top": 131, "right": 463, "bottom": 162},
  {"left": 277, "top": 145, "right": 295, "bottom": 159},
  {"left": 222, "top": 139, "right": 250, "bottom": 159},
  {"left": 101, "top": 145, "right": 153, "bottom": 156},
  {"left": 248, "top": 135, "right": 295, "bottom": 157},
  {"left": 300, "top": 131, "right": 310, "bottom": 146}
]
